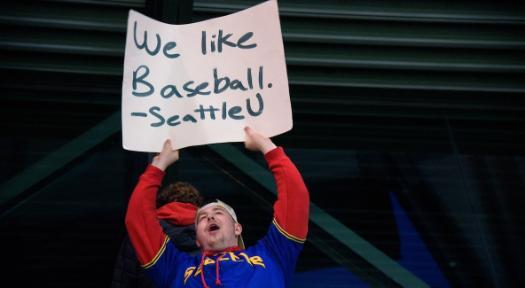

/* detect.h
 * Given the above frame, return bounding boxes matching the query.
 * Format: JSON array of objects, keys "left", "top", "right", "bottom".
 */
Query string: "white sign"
[{"left": 122, "top": 0, "right": 292, "bottom": 152}]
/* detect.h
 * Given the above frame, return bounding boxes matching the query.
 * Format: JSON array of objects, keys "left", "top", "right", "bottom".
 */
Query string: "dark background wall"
[{"left": 1, "top": 0, "right": 524, "bottom": 287}]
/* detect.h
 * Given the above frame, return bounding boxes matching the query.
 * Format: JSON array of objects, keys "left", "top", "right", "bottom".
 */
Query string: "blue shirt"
[{"left": 146, "top": 221, "right": 304, "bottom": 287}]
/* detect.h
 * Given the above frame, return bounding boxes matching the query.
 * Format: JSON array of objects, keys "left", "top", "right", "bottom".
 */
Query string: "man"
[{"left": 126, "top": 126, "right": 310, "bottom": 287}]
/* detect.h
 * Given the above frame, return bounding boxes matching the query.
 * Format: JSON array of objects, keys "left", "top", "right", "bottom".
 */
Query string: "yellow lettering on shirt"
[
  {"left": 249, "top": 256, "right": 266, "bottom": 268},
  {"left": 184, "top": 253, "right": 267, "bottom": 282},
  {"left": 238, "top": 252, "right": 252, "bottom": 266},
  {"left": 184, "top": 267, "right": 196, "bottom": 283},
  {"left": 194, "top": 266, "right": 202, "bottom": 277},
  {"left": 229, "top": 252, "right": 240, "bottom": 262}
]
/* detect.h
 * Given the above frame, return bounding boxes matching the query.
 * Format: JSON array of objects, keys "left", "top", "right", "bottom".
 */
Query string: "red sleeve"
[
  {"left": 125, "top": 165, "right": 167, "bottom": 266},
  {"left": 265, "top": 146, "right": 310, "bottom": 242}
]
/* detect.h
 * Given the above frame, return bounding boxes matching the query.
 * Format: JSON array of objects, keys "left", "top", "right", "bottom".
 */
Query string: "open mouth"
[{"left": 208, "top": 223, "right": 220, "bottom": 232}]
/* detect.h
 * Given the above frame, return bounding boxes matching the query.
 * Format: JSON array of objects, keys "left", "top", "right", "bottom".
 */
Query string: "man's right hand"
[{"left": 151, "top": 139, "right": 179, "bottom": 171}]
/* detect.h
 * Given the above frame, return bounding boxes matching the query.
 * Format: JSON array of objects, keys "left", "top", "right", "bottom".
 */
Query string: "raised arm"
[
  {"left": 125, "top": 140, "right": 180, "bottom": 267},
  {"left": 245, "top": 127, "right": 310, "bottom": 242}
]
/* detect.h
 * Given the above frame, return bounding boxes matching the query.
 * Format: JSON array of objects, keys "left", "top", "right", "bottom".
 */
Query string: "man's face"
[{"left": 195, "top": 205, "right": 242, "bottom": 251}]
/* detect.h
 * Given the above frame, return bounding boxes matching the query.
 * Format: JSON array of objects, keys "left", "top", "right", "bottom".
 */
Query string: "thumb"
[{"left": 163, "top": 139, "right": 173, "bottom": 151}]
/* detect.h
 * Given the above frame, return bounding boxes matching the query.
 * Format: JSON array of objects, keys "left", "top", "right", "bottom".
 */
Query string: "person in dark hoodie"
[
  {"left": 125, "top": 126, "right": 310, "bottom": 287},
  {"left": 112, "top": 181, "right": 203, "bottom": 288}
]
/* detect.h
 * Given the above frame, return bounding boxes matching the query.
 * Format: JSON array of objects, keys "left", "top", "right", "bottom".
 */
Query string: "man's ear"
[
  {"left": 234, "top": 223, "right": 243, "bottom": 236},
  {"left": 195, "top": 239, "right": 201, "bottom": 248}
]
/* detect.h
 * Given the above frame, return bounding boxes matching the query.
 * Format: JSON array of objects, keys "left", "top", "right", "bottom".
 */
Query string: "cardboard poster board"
[{"left": 122, "top": 1, "right": 292, "bottom": 152}]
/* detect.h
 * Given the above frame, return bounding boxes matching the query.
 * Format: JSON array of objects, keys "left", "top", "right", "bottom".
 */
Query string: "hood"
[{"left": 157, "top": 202, "right": 198, "bottom": 226}]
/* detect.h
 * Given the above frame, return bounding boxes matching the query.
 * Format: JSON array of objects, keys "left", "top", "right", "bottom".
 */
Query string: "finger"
[
  {"left": 246, "top": 126, "right": 256, "bottom": 137},
  {"left": 163, "top": 139, "right": 172, "bottom": 150}
]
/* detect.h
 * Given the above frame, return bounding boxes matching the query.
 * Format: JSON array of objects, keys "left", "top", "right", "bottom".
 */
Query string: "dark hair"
[{"left": 157, "top": 181, "right": 203, "bottom": 208}]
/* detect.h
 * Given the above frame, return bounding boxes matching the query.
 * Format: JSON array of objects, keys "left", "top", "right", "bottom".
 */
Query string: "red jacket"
[{"left": 126, "top": 147, "right": 309, "bottom": 287}]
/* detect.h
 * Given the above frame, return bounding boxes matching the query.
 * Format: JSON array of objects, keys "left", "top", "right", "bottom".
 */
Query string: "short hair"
[{"left": 157, "top": 181, "right": 203, "bottom": 208}]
